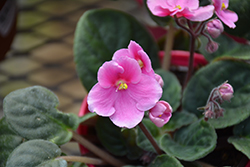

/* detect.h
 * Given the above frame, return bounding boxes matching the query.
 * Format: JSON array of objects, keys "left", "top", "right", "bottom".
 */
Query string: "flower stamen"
[
  {"left": 138, "top": 59, "right": 144, "bottom": 68},
  {"left": 221, "top": 3, "right": 226, "bottom": 10},
  {"left": 176, "top": 5, "right": 181, "bottom": 10}
]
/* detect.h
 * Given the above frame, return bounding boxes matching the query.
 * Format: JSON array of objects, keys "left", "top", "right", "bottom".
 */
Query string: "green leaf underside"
[
  {"left": 3, "top": 86, "right": 79, "bottom": 145},
  {"left": 155, "top": 69, "right": 182, "bottom": 112},
  {"left": 182, "top": 60, "right": 250, "bottom": 129},
  {"left": 74, "top": 9, "right": 160, "bottom": 91},
  {"left": 228, "top": 116, "right": 250, "bottom": 159},
  {"left": 0, "top": 117, "right": 23, "bottom": 167},
  {"left": 148, "top": 155, "right": 183, "bottom": 167},
  {"left": 160, "top": 119, "right": 217, "bottom": 161},
  {"left": 162, "top": 111, "right": 198, "bottom": 132},
  {"left": 6, "top": 139, "right": 66, "bottom": 167},
  {"left": 96, "top": 117, "right": 142, "bottom": 159}
]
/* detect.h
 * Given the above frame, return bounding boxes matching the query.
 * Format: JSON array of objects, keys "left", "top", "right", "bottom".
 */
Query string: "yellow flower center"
[
  {"left": 159, "top": 114, "right": 162, "bottom": 117},
  {"left": 138, "top": 59, "right": 144, "bottom": 68},
  {"left": 221, "top": 3, "right": 226, "bottom": 10},
  {"left": 176, "top": 5, "right": 182, "bottom": 10},
  {"left": 116, "top": 81, "right": 128, "bottom": 90},
  {"left": 118, "top": 83, "right": 128, "bottom": 90}
]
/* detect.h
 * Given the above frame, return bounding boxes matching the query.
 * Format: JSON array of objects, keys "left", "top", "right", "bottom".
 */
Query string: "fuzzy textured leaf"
[
  {"left": 183, "top": 60, "right": 250, "bottom": 129},
  {"left": 0, "top": 117, "right": 23, "bottom": 167},
  {"left": 3, "top": 86, "right": 79, "bottom": 145},
  {"left": 148, "top": 155, "right": 183, "bottom": 167},
  {"left": 6, "top": 139, "right": 66, "bottom": 167},
  {"left": 228, "top": 117, "right": 250, "bottom": 159},
  {"left": 155, "top": 69, "right": 182, "bottom": 112},
  {"left": 160, "top": 119, "right": 217, "bottom": 161},
  {"left": 162, "top": 111, "right": 198, "bottom": 132},
  {"left": 74, "top": 9, "right": 160, "bottom": 91}
]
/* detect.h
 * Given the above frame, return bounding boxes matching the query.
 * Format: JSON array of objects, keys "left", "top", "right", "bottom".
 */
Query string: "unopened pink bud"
[
  {"left": 219, "top": 83, "right": 234, "bottom": 101},
  {"left": 206, "top": 19, "right": 224, "bottom": 38},
  {"left": 149, "top": 101, "right": 172, "bottom": 127},
  {"left": 206, "top": 41, "right": 219, "bottom": 53},
  {"left": 155, "top": 74, "right": 164, "bottom": 87}
]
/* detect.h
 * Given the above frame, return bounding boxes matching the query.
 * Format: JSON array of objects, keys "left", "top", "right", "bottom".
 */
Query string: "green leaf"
[
  {"left": 3, "top": 86, "right": 79, "bottom": 145},
  {"left": 155, "top": 69, "right": 182, "bottom": 112},
  {"left": 223, "top": 0, "right": 250, "bottom": 40},
  {"left": 228, "top": 137, "right": 250, "bottom": 159},
  {"left": 136, "top": 119, "right": 160, "bottom": 153},
  {"left": 6, "top": 139, "right": 67, "bottom": 167},
  {"left": 182, "top": 60, "right": 250, "bottom": 128},
  {"left": 0, "top": 117, "right": 23, "bottom": 167},
  {"left": 74, "top": 9, "right": 160, "bottom": 91},
  {"left": 228, "top": 116, "right": 250, "bottom": 159},
  {"left": 160, "top": 119, "right": 217, "bottom": 161},
  {"left": 96, "top": 117, "right": 143, "bottom": 159},
  {"left": 199, "top": 35, "right": 250, "bottom": 62},
  {"left": 162, "top": 111, "right": 198, "bottom": 132},
  {"left": 148, "top": 154, "right": 183, "bottom": 167}
]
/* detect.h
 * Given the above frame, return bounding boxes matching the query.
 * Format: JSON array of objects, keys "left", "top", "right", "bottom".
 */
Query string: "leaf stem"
[
  {"left": 56, "top": 156, "right": 107, "bottom": 165},
  {"left": 71, "top": 130, "right": 126, "bottom": 167},
  {"left": 138, "top": 122, "right": 163, "bottom": 155}
]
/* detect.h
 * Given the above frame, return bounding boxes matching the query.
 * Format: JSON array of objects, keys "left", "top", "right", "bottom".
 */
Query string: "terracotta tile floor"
[{"left": 1, "top": 0, "right": 149, "bottom": 155}]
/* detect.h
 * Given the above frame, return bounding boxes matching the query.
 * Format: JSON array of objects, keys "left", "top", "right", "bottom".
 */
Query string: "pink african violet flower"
[
  {"left": 147, "top": 0, "right": 214, "bottom": 22},
  {"left": 112, "top": 41, "right": 155, "bottom": 78},
  {"left": 155, "top": 73, "right": 164, "bottom": 87},
  {"left": 212, "top": 0, "right": 238, "bottom": 28},
  {"left": 218, "top": 83, "right": 234, "bottom": 101},
  {"left": 149, "top": 101, "right": 172, "bottom": 127},
  {"left": 87, "top": 56, "right": 162, "bottom": 129},
  {"left": 206, "top": 19, "right": 224, "bottom": 38}
]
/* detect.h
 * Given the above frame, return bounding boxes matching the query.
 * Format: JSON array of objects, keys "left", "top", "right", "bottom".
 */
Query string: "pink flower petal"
[
  {"left": 110, "top": 91, "right": 145, "bottom": 128},
  {"left": 115, "top": 56, "right": 142, "bottom": 84},
  {"left": 177, "top": 0, "right": 199, "bottom": 10},
  {"left": 216, "top": 9, "right": 238, "bottom": 28},
  {"left": 149, "top": 101, "right": 172, "bottom": 127},
  {"left": 87, "top": 83, "right": 117, "bottom": 116},
  {"left": 128, "top": 74, "right": 162, "bottom": 111},
  {"left": 112, "top": 49, "right": 130, "bottom": 61},
  {"left": 147, "top": 0, "right": 172, "bottom": 17},
  {"left": 186, "top": 5, "right": 214, "bottom": 22},
  {"left": 222, "top": 0, "right": 229, "bottom": 8},
  {"left": 98, "top": 61, "right": 124, "bottom": 88}
]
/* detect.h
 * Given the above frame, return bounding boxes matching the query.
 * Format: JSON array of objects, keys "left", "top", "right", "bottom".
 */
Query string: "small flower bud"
[
  {"left": 219, "top": 83, "right": 234, "bottom": 101},
  {"left": 155, "top": 74, "right": 164, "bottom": 87},
  {"left": 206, "top": 19, "right": 224, "bottom": 38},
  {"left": 206, "top": 41, "right": 219, "bottom": 53},
  {"left": 149, "top": 101, "right": 172, "bottom": 127}
]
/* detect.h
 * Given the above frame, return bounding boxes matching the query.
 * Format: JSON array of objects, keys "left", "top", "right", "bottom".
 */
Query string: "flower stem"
[
  {"left": 56, "top": 156, "right": 107, "bottom": 165},
  {"left": 183, "top": 34, "right": 195, "bottom": 88},
  {"left": 162, "top": 21, "right": 175, "bottom": 70},
  {"left": 138, "top": 122, "right": 163, "bottom": 155},
  {"left": 71, "top": 130, "right": 126, "bottom": 167}
]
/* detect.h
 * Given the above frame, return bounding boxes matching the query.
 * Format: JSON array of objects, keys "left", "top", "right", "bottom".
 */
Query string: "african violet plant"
[{"left": 1, "top": 0, "right": 250, "bottom": 166}]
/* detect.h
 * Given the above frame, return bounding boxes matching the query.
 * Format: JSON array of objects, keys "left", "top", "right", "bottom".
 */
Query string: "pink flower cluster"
[
  {"left": 87, "top": 41, "right": 172, "bottom": 128},
  {"left": 147, "top": 0, "right": 238, "bottom": 28}
]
